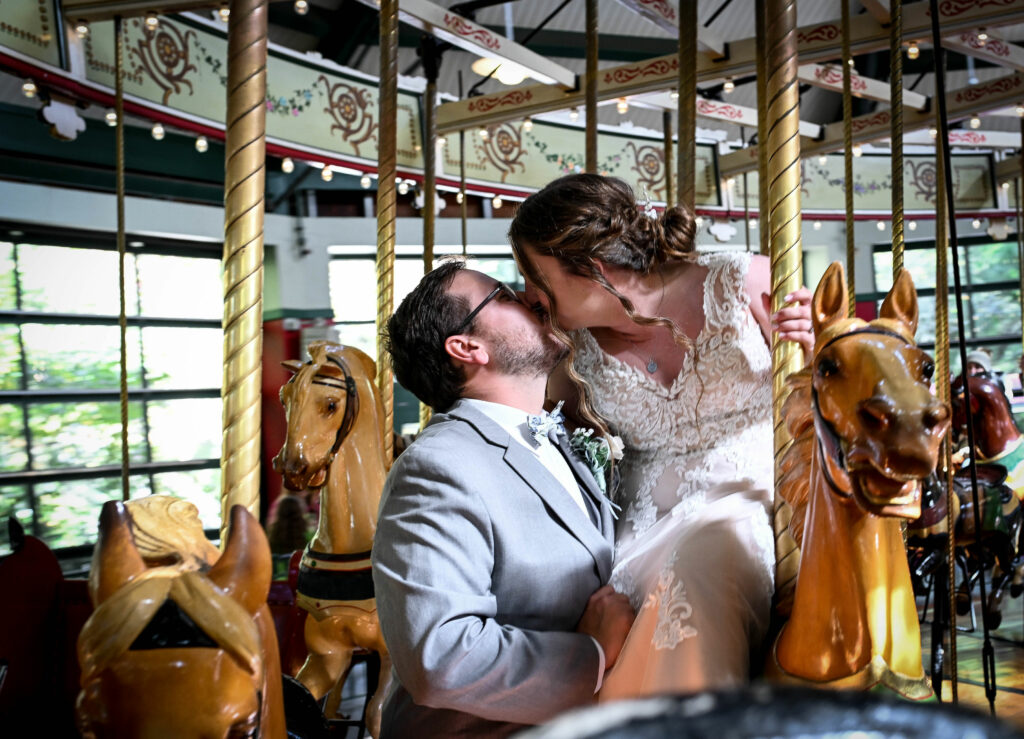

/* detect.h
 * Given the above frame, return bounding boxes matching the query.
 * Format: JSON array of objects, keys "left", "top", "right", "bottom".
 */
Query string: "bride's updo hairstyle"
[{"left": 509, "top": 174, "right": 702, "bottom": 442}]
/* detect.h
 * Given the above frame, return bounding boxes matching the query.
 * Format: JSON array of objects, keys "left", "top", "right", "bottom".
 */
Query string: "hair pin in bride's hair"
[{"left": 639, "top": 185, "right": 658, "bottom": 220}]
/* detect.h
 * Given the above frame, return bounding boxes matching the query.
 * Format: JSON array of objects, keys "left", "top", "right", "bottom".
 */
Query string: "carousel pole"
[
  {"left": 458, "top": 72, "right": 467, "bottom": 256},
  {"left": 1018, "top": 121, "right": 1024, "bottom": 362},
  {"left": 377, "top": 0, "right": 398, "bottom": 462},
  {"left": 114, "top": 16, "right": 129, "bottom": 503},
  {"left": 421, "top": 36, "right": 439, "bottom": 430},
  {"left": 220, "top": 0, "right": 268, "bottom": 533},
  {"left": 889, "top": 0, "right": 905, "bottom": 281},
  {"left": 841, "top": 0, "right": 856, "bottom": 316},
  {"left": 585, "top": 0, "right": 598, "bottom": 173},
  {"left": 678, "top": 0, "right": 697, "bottom": 211},
  {"left": 756, "top": 0, "right": 769, "bottom": 255},
  {"left": 663, "top": 110, "right": 674, "bottom": 207}
]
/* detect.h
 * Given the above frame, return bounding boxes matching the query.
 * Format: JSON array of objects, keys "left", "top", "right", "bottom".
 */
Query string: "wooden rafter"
[
  {"left": 613, "top": 0, "right": 726, "bottom": 59},
  {"left": 635, "top": 92, "right": 823, "bottom": 138},
  {"left": 798, "top": 62, "right": 927, "bottom": 110}
]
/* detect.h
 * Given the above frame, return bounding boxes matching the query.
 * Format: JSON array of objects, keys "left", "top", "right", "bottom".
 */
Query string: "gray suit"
[{"left": 372, "top": 399, "right": 615, "bottom": 738}]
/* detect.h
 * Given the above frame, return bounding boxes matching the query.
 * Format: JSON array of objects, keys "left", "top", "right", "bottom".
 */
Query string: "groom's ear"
[{"left": 445, "top": 334, "right": 489, "bottom": 367}]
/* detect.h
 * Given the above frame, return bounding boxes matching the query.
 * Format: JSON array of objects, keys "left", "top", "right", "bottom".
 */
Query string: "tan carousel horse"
[
  {"left": 771, "top": 263, "right": 950, "bottom": 699},
  {"left": 76, "top": 499, "right": 285, "bottom": 738},
  {"left": 272, "top": 341, "right": 391, "bottom": 737}
]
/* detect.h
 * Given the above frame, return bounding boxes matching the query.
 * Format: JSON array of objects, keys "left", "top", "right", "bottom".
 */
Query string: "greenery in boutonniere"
[{"left": 569, "top": 428, "right": 624, "bottom": 497}]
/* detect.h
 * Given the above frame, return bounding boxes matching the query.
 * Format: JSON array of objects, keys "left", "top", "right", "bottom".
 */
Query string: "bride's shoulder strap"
[{"left": 700, "top": 251, "right": 753, "bottom": 329}]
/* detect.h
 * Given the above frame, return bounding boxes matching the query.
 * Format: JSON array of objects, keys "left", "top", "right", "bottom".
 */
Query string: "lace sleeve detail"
[{"left": 699, "top": 252, "right": 752, "bottom": 332}]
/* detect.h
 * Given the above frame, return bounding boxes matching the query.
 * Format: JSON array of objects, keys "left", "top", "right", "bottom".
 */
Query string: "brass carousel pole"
[
  {"left": 220, "top": 0, "right": 268, "bottom": 533},
  {"left": 841, "top": 0, "right": 856, "bottom": 316},
  {"left": 115, "top": 16, "right": 129, "bottom": 503},
  {"left": 756, "top": 0, "right": 769, "bottom": 255},
  {"left": 458, "top": 72, "right": 467, "bottom": 256},
  {"left": 377, "top": 0, "right": 398, "bottom": 462},
  {"left": 663, "top": 110, "right": 674, "bottom": 207},
  {"left": 678, "top": 0, "right": 697, "bottom": 210},
  {"left": 421, "top": 37, "right": 438, "bottom": 430},
  {"left": 889, "top": 0, "right": 905, "bottom": 281},
  {"left": 585, "top": 0, "right": 598, "bottom": 173}
]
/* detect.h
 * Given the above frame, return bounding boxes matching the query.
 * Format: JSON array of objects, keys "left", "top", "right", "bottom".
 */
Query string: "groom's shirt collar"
[{"left": 460, "top": 398, "right": 540, "bottom": 451}]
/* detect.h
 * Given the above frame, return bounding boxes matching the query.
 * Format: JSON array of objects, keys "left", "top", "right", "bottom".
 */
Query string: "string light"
[
  {"left": 294, "top": 0, "right": 309, "bottom": 14},
  {"left": 105, "top": 109, "right": 117, "bottom": 126},
  {"left": 876, "top": 220, "right": 886, "bottom": 231},
  {"left": 217, "top": 6, "right": 230, "bottom": 21},
  {"left": 749, "top": 219, "right": 758, "bottom": 229},
  {"left": 360, "top": 174, "right": 372, "bottom": 189},
  {"left": 972, "top": 218, "right": 982, "bottom": 229},
  {"left": 281, "top": 157, "right": 295, "bottom": 173},
  {"left": 722, "top": 77, "right": 735, "bottom": 94},
  {"left": 437, "top": 136, "right": 447, "bottom": 147},
  {"left": 75, "top": 20, "right": 90, "bottom": 39},
  {"left": 908, "top": 220, "right": 917, "bottom": 231},
  {"left": 929, "top": 127, "right": 938, "bottom": 139},
  {"left": 852, "top": 144, "right": 863, "bottom": 157},
  {"left": 321, "top": 166, "right": 333, "bottom": 182},
  {"left": 906, "top": 41, "right": 919, "bottom": 60},
  {"left": 151, "top": 122, "right": 165, "bottom": 141},
  {"left": 617, "top": 98, "right": 629, "bottom": 115},
  {"left": 144, "top": 12, "right": 159, "bottom": 30},
  {"left": 456, "top": 191, "right": 464, "bottom": 204},
  {"left": 818, "top": 154, "right": 827, "bottom": 166},
  {"left": 568, "top": 107, "right": 579, "bottom": 122},
  {"left": 492, "top": 195, "right": 503, "bottom": 209},
  {"left": 398, "top": 180, "right": 409, "bottom": 195},
  {"left": 522, "top": 117, "right": 533, "bottom": 132},
  {"left": 479, "top": 126, "right": 489, "bottom": 140},
  {"left": 969, "top": 115, "right": 981, "bottom": 129},
  {"left": 813, "top": 220, "right": 822, "bottom": 230},
  {"left": 21, "top": 79, "right": 37, "bottom": 98},
  {"left": 695, "top": 216, "right": 704, "bottom": 227},
  {"left": 1002, "top": 181, "right": 1011, "bottom": 190},
  {"left": 195, "top": 136, "right": 208, "bottom": 153}
]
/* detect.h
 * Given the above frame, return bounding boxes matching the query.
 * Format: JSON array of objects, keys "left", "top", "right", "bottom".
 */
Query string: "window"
[{"left": 0, "top": 228, "right": 223, "bottom": 557}]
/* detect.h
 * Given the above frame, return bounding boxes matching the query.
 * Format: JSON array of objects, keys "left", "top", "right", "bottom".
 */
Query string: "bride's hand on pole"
[{"left": 764, "top": 287, "right": 814, "bottom": 362}]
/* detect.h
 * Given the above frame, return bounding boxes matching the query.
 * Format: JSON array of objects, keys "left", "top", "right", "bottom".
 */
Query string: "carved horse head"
[{"left": 76, "top": 502, "right": 274, "bottom": 738}]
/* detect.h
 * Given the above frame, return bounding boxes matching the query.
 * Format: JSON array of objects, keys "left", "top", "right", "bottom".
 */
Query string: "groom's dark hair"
[{"left": 383, "top": 259, "right": 472, "bottom": 412}]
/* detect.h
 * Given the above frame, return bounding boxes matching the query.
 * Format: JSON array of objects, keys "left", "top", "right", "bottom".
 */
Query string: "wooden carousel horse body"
[
  {"left": 76, "top": 500, "right": 285, "bottom": 738},
  {"left": 952, "top": 372, "right": 1024, "bottom": 502},
  {"left": 272, "top": 342, "right": 391, "bottom": 738},
  {"left": 772, "top": 263, "right": 949, "bottom": 700}
]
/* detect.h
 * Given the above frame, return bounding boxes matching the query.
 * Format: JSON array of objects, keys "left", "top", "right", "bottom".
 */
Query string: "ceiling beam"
[
  {"left": 995, "top": 155, "right": 1023, "bottom": 183},
  {"left": 798, "top": 62, "right": 928, "bottom": 110},
  {"left": 352, "top": 0, "right": 577, "bottom": 88},
  {"left": 613, "top": 0, "right": 726, "bottom": 59},
  {"left": 859, "top": 0, "right": 890, "bottom": 25},
  {"left": 901, "top": 128, "right": 1020, "bottom": 148},
  {"left": 719, "top": 73, "right": 1024, "bottom": 177},
  {"left": 437, "top": 0, "right": 1024, "bottom": 134},
  {"left": 636, "top": 92, "right": 823, "bottom": 138},
  {"left": 942, "top": 31, "right": 1024, "bottom": 73}
]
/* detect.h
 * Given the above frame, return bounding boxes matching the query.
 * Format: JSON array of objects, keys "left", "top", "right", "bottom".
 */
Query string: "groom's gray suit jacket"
[{"left": 372, "top": 399, "right": 615, "bottom": 738}]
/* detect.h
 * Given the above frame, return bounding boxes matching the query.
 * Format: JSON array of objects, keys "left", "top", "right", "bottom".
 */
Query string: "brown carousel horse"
[
  {"left": 771, "top": 262, "right": 949, "bottom": 699},
  {"left": 76, "top": 499, "right": 285, "bottom": 738},
  {"left": 272, "top": 341, "right": 391, "bottom": 738},
  {"left": 952, "top": 371, "right": 1024, "bottom": 501}
]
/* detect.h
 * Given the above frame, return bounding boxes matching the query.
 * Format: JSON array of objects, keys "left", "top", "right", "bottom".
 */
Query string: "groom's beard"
[{"left": 484, "top": 326, "right": 568, "bottom": 378}]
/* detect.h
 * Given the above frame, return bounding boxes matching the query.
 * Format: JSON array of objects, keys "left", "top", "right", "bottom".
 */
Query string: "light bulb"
[
  {"left": 144, "top": 12, "right": 159, "bottom": 30},
  {"left": 1002, "top": 180, "right": 1011, "bottom": 190},
  {"left": 669, "top": 90, "right": 679, "bottom": 100},
  {"left": 972, "top": 218, "right": 982, "bottom": 229},
  {"left": 75, "top": 21, "right": 90, "bottom": 39},
  {"left": 437, "top": 136, "right": 447, "bottom": 147},
  {"left": 217, "top": 6, "right": 230, "bottom": 21},
  {"left": 105, "top": 109, "right": 117, "bottom": 126},
  {"left": 970, "top": 116, "right": 981, "bottom": 129},
  {"left": 522, "top": 117, "right": 533, "bottom": 132},
  {"left": 813, "top": 220, "right": 822, "bottom": 230},
  {"left": 281, "top": 157, "right": 295, "bottom": 173},
  {"left": 723, "top": 78, "right": 735, "bottom": 94},
  {"left": 479, "top": 127, "right": 489, "bottom": 140},
  {"left": 456, "top": 191, "right": 464, "bottom": 204},
  {"left": 360, "top": 174, "right": 371, "bottom": 189},
  {"left": 616, "top": 97, "right": 629, "bottom": 115},
  {"left": 492, "top": 195, "right": 503, "bottom": 209},
  {"left": 568, "top": 108, "right": 579, "bottom": 122},
  {"left": 294, "top": 0, "right": 309, "bottom": 14},
  {"left": 1017, "top": 104, "right": 1024, "bottom": 118},
  {"left": 195, "top": 135, "right": 208, "bottom": 153},
  {"left": 877, "top": 220, "right": 886, "bottom": 231},
  {"left": 906, "top": 41, "right": 919, "bottom": 60},
  {"left": 977, "top": 28, "right": 988, "bottom": 46},
  {"left": 398, "top": 181, "right": 409, "bottom": 195},
  {"left": 929, "top": 127, "right": 938, "bottom": 139},
  {"left": 750, "top": 219, "right": 758, "bottom": 229},
  {"left": 695, "top": 216, "right": 704, "bottom": 227},
  {"left": 908, "top": 220, "right": 917, "bottom": 231},
  {"left": 321, "top": 166, "right": 333, "bottom": 182},
  {"left": 852, "top": 144, "right": 862, "bottom": 157},
  {"left": 818, "top": 154, "right": 827, "bottom": 166},
  {"left": 151, "top": 122, "right": 165, "bottom": 140},
  {"left": 21, "top": 80, "right": 37, "bottom": 98}
]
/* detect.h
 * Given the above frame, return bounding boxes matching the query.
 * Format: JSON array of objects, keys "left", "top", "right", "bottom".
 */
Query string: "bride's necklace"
[{"left": 622, "top": 279, "right": 667, "bottom": 374}]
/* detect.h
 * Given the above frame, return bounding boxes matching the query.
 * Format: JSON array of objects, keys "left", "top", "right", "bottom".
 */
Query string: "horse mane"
[{"left": 778, "top": 366, "right": 815, "bottom": 548}]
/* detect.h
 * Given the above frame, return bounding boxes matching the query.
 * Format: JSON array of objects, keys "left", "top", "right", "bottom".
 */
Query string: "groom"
[{"left": 373, "top": 261, "right": 634, "bottom": 738}]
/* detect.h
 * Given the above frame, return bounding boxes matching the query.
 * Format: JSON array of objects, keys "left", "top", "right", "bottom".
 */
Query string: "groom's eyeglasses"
[{"left": 451, "top": 282, "right": 520, "bottom": 334}]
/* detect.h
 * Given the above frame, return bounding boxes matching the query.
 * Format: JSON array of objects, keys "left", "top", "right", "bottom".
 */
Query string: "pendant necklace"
[{"left": 625, "top": 338, "right": 658, "bottom": 374}]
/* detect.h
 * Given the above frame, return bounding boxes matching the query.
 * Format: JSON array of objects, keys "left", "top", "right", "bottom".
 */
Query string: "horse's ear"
[
  {"left": 811, "top": 262, "right": 848, "bottom": 336},
  {"left": 89, "top": 501, "right": 147, "bottom": 606},
  {"left": 207, "top": 505, "right": 271, "bottom": 615},
  {"left": 281, "top": 359, "right": 304, "bottom": 375},
  {"left": 879, "top": 268, "right": 919, "bottom": 334}
]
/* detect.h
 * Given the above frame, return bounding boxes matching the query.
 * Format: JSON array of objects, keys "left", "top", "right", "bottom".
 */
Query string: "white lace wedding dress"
[{"left": 573, "top": 251, "right": 776, "bottom": 699}]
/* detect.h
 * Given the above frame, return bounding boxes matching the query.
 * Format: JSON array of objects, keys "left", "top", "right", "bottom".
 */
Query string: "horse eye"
[
  {"left": 817, "top": 357, "right": 839, "bottom": 378},
  {"left": 326, "top": 400, "right": 337, "bottom": 414},
  {"left": 921, "top": 360, "right": 935, "bottom": 381}
]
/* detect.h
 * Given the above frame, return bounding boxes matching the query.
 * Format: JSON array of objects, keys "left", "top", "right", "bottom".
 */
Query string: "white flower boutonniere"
[{"left": 569, "top": 428, "right": 625, "bottom": 499}]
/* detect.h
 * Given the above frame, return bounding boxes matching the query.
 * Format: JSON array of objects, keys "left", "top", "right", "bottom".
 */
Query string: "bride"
[{"left": 508, "top": 174, "right": 813, "bottom": 698}]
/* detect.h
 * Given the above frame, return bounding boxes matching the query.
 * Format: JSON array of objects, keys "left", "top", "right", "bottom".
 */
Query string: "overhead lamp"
[
  {"left": 908, "top": 220, "right": 917, "bottom": 231},
  {"left": 437, "top": 135, "right": 447, "bottom": 147},
  {"left": 1016, "top": 104, "right": 1024, "bottom": 117},
  {"left": 479, "top": 126, "right": 489, "bottom": 140},
  {"left": 281, "top": 157, "right": 295, "bottom": 173},
  {"left": 813, "top": 220, "right": 822, "bottom": 230},
  {"left": 725, "top": 177, "right": 734, "bottom": 190},
  {"left": 294, "top": 0, "right": 309, "bottom": 14},
  {"left": 972, "top": 218, "right": 982, "bottom": 229},
  {"left": 456, "top": 191, "right": 464, "bottom": 204},
  {"left": 669, "top": 90, "right": 679, "bottom": 100},
  {"left": 144, "top": 12, "right": 159, "bottom": 30},
  {"left": 75, "top": 20, "right": 90, "bottom": 39},
  {"left": 852, "top": 144, "right": 862, "bottom": 157},
  {"left": 151, "top": 122, "right": 165, "bottom": 140},
  {"left": 492, "top": 195, "right": 503, "bottom": 209},
  {"left": 522, "top": 117, "right": 533, "bottom": 132},
  {"left": 105, "top": 109, "right": 118, "bottom": 126},
  {"left": 969, "top": 115, "right": 981, "bottom": 129},
  {"left": 21, "top": 79, "right": 37, "bottom": 98},
  {"left": 616, "top": 97, "right": 629, "bottom": 115},
  {"left": 217, "top": 6, "right": 230, "bottom": 21},
  {"left": 195, "top": 135, "right": 209, "bottom": 153},
  {"left": 876, "top": 220, "right": 886, "bottom": 231},
  {"left": 1002, "top": 180, "right": 1011, "bottom": 190},
  {"left": 470, "top": 57, "right": 528, "bottom": 86},
  {"left": 977, "top": 28, "right": 989, "bottom": 46},
  {"left": 749, "top": 219, "right": 758, "bottom": 229},
  {"left": 929, "top": 127, "right": 938, "bottom": 139},
  {"left": 722, "top": 77, "right": 735, "bottom": 94},
  {"left": 695, "top": 216, "right": 704, "bottom": 227},
  {"left": 321, "top": 166, "right": 333, "bottom": 182},
  {"left": 568, "top": 107, "right": 579, "bottom": 122},
  {"left": 906, "top": 41, "right": 920, "bottom": 60},
  {"left": 818, "top": 154, "right": 827, "bottom": 166},
  {"left": 398, "top": 180, "right": 409, "bottom": 195},
  {"left": 360, "top": 174, "right": 372, "bottom": 189}
]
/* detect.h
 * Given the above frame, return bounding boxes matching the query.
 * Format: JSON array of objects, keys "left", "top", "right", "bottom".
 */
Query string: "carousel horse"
[
  {"left": 272, "top": 341, "right": 391, "bottom": 738},
  {"left": 952, "top": 371, "right": 1024, "bottom": 502},
  {"left": 76, "top": 500, "right": 286, "bottom": 738},
  {"left": 771, "top": 262, "right": 949, "bottom": 700}
]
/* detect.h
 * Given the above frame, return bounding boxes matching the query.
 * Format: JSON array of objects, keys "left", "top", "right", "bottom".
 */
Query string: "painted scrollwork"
[
  {"left": 907, "top": 159, "right": 938, "bottom": 204},
  {"left": 316, "top": 74, "right": 377, "bottom": 157},
  {"left": 625, "top": 142, "right": 666, "bottom": 201},
  {"left": 129, "top": 19, "right": 197, "bottom": 105},
  {"left": 477, "top": 123, "right": 526, "bottom": 182}
]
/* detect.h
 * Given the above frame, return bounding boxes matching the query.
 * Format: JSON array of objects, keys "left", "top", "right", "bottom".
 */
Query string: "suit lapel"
[{"left": 549, "top": 430, "right": 615, "bottom": 542}]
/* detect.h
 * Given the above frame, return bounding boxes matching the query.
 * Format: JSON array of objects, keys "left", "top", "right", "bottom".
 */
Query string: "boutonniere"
[{"left": 569, "top": 428, "right": 625, "bottom": 499}]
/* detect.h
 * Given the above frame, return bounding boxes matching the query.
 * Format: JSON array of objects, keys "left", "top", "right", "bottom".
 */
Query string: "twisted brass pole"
[
  {"left": 585, "top": 0, "right": 598, "bottom": 173},
  {"left": 115, "top": 16, "right": 129, "bottom": 503},
  {"left": 890, "top": 0, "right": 905, "bottom": 280},
  {"left": 841, "top": 0, "right": 855, "bottom": 317},
  {"left": 756, "top": 0, "right": 769, "bottom": 255},
  {"left": 663, "top": 110, "right": 674, "bottom": 207},
  {"left": 376, "top": 0, "right": 398, "bottom": 462},
  {"left": 221, "top": 0, "right": 268, "bottom": 535},
  {"left": 678, "top": 0, "right": 697, "bottom": 210},
  {"left": 421, "top": 73, "right": 437, "bottom": 430}
]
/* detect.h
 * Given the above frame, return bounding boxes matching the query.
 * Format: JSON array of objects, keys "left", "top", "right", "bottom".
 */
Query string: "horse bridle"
[{"left": 307, "top": 355, "right": 360, "bottom": 458}]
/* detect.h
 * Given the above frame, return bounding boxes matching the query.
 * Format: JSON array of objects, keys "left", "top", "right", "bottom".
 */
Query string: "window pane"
[
  {"left": 333, "top": 323, "right": 377, "bottom": 359},
  {"left": 23, "top": 324, "right": 142, "bottom": 389},
  {"left": 466, "top": 258, "right": 521, "bottom": 286},
  {"left": 0, "top": 403, "right": 27, "bottom": 471},
  {"left": 0, "top": 324, "right": 21, "bottom": 390},
  {"left": 18, "top": 245, "right": 139, "bottom": 315},
  {"left": 150, "top": 468, "right": 221, "bottom": 530},
  {"left": 136, "top": 253, "right": 221, "bottom": 318},
  {"left": 0, "top": 242, "right": 15, "bottom": 310},
  {"left": 0, "top": 486, "right": 31, "bottom": 556},
  {"left": 28, "top": 401, "right": 147, "bottom": 469},
  {"left": 966, "top": 242, "right": 1020, "bottom": 285},
  {"left": 968, "top": 290, "right": 1021, "bottom": 336},
  {"left": 142, "top": 327, "right": 221, "bottom": 389},
  {"left": 330, "top": 260, "right": 376, "bottom": 322},
  {"left": 148, "top": 398, "right": 221, "bottom": 461},
  {"left": 874, "top": 248, "right": 937, "bottom": 294},
  {"left": 35, "top": 476, "right": 151, "bottom": 550}
]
